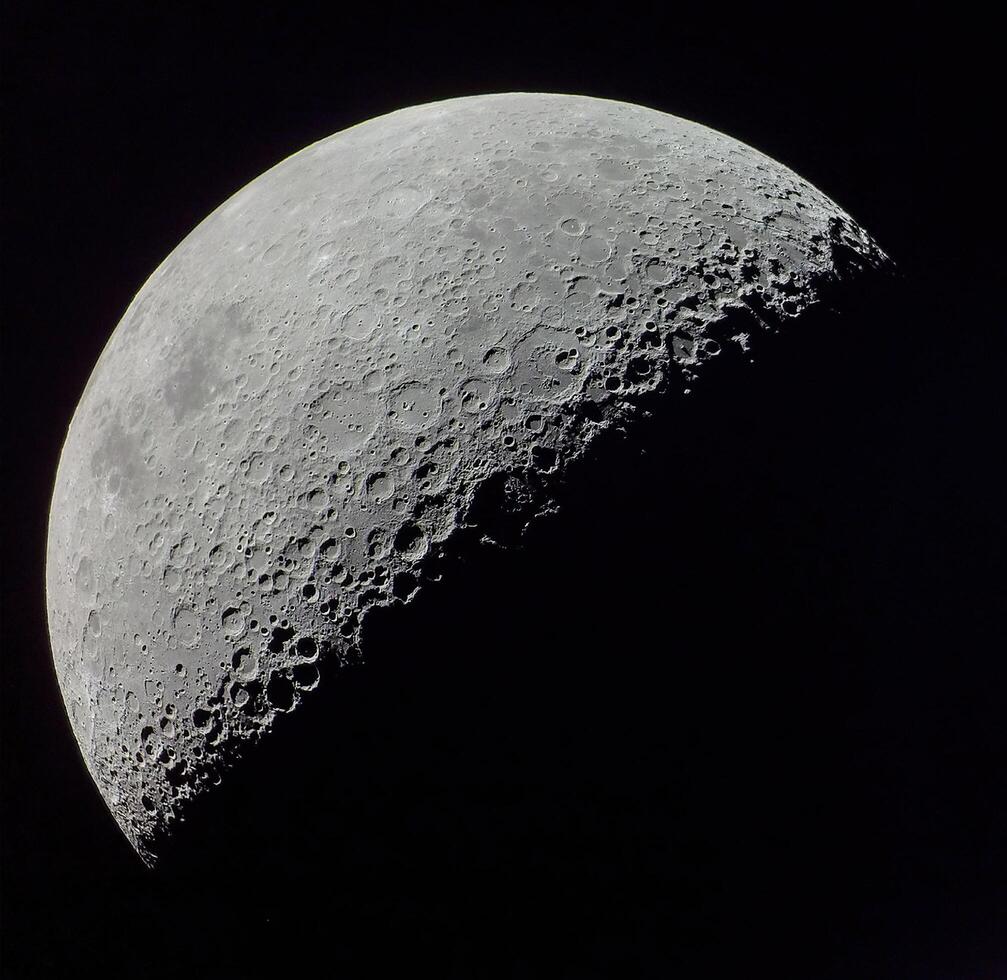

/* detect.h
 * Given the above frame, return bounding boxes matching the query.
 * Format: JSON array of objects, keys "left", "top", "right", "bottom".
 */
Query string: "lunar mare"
[{"left": 46, "top": 93, "right": 888, "bottom": 862}]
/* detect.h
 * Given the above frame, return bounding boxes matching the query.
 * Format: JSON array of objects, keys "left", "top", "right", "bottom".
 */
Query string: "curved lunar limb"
[{"left": 45, "top": 93, "right": 889, "bottom": 863}]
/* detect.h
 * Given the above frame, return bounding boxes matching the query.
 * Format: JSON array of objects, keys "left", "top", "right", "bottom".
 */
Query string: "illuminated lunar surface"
[{"left": 45, "top": 93, "right": 888, "bottom": 863}]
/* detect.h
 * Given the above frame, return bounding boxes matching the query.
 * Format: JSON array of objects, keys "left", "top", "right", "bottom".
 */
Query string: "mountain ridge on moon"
[{"left": 45, "top": 92, "right": 890, "bottom": 863}]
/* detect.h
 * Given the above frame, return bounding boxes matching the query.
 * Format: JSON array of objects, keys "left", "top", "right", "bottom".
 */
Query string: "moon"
[{"left": 45, "top": 92, "right": 888, "bottom": 863}]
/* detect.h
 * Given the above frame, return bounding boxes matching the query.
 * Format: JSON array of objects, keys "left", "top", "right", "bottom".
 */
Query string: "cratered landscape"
[{"left": 45, "top": 92, "right": 890, "bottom": 863}]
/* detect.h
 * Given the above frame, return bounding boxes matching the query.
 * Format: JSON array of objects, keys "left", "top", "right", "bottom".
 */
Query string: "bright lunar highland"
[{"left": 46, "top": 93, "right": 888, "bottom": 863}]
